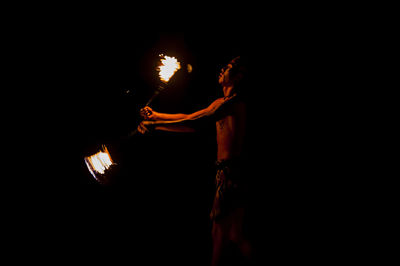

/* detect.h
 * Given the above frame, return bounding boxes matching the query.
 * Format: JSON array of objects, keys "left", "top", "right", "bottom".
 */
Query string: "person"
[{"left": 138, "top": 56, "right": 254, "bottom": 265}]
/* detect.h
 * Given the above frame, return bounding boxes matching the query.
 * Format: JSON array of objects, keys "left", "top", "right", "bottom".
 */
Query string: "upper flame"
[
  {"left": 158, "top": 55, "right": 181, "bottom": 83},
  {"left": 85, "top": 145, "right": 113, "bottom": 177}
]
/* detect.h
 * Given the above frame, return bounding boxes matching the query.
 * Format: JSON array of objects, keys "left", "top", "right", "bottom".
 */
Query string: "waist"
[{"left": 215, "top": 157, "right": 247, "bottom": 170}]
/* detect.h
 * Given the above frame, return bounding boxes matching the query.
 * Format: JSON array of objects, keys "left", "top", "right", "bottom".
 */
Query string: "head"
[
  {"left": 218, "top": 56, "right": 246, "bottom": 86},
  {"left": 218, "top": 56, "right": 248, "bottom": 97}
]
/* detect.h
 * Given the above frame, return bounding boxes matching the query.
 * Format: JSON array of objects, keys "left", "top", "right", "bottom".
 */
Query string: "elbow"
[{"left": 186, "top": 113, "right": 197, "bottom": 120}]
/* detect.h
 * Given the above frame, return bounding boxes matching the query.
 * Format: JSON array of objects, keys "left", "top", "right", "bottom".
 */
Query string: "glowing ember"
[
  {"left": 84, "top": 145, "right": 114, "bottom": 181},
  {"left": 158, "top": 55, "right": 181, "bottom": 83}
]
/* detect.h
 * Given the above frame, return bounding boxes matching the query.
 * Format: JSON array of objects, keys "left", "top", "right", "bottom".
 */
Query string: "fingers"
[
  {"left": 139, "top": 108, "right": 147, "bottom": 119},
  {"left": 140, "top": 106, "right": 154, "bottom": 120},
  {"left": 137, "top": 124, "right": 143, "bottom": 134},
  {"left": 137, "top": 122, "right": 149, "bottom": 134},
  {"left": 137, "top": 121, "right": 155, "bottom": 134}
]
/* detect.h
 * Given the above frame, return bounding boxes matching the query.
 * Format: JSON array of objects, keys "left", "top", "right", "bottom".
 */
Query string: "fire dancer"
[{"left": 138, "top": 56, "right": 253, "bottom": 265}]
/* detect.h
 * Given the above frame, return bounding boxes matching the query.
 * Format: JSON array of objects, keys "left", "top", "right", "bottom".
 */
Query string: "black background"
[{"left": 5, "top": 10, "right": 357, "bottom": 264}]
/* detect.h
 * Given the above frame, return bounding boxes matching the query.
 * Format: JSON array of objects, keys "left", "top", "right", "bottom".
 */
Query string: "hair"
[
  {"left": 229, "top": 56, "right": 246, "bottom": 77},
  {"left": 228, "top": 56, "right": 250, "bottom": 101}
]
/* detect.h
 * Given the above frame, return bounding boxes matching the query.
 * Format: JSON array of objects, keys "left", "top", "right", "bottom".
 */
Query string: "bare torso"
[{"left": 216, "top": 100, "right": 247, "bottom": 160}]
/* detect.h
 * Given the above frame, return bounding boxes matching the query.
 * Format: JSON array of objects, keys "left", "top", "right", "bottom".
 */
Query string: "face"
[{"left": 218, "top": 63, "right": 233, "bottom": 85}]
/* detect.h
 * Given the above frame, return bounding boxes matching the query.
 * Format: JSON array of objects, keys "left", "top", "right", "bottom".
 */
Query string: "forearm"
[
  {"left": 153, "top": 112, "right": 190, "bottom": 121},
  {"left": 155, "top": 124, "right": 195, "bottom": 133},
  {"left": 151, "top": 120, "right": 196, "bottom": 133}
]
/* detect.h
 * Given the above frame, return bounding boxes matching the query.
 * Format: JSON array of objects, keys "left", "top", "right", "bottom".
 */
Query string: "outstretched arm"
[
  {"left": 141, "top": 107, "right": 189, "bottom": 121},
  {"left": 138, "top": 119, "right": 196, "bottom": 133},
  {"left": 138, "top": 94, "right": 236, "bottom": 133}
]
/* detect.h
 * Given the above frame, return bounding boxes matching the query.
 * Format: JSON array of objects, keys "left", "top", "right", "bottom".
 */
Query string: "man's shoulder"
[{"left": 212, "top": 97, "right": 226, "bottom": 104}]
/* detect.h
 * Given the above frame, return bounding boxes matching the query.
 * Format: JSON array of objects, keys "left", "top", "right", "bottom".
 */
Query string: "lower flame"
[{"left": 85, "top": 145, "right": 114, "bottom": 179}]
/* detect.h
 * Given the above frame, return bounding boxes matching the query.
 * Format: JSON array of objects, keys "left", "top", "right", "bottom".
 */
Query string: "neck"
[{"left": 223, "top": 85, "right": 234, "bottom": 98}]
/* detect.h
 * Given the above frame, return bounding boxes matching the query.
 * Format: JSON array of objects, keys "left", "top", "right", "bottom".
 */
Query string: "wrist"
[{"left": 152, "top": 112, "right": 160, "bottom": 120}]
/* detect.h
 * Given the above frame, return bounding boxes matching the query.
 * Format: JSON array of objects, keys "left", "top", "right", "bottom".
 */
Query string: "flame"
[
  {"left": 158, "top": 55, "right": 181, "bottom": 83},
  {"left": 84, "top": 145, "right": 114, "bottom": 179}
]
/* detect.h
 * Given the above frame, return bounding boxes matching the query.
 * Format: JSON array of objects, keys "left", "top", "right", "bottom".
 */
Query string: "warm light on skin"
[
  {"left": 218, "top": 63, "right": 233, "bottom": 85},
  {"left": 158, "top": 55, "right": 181, "bottom": 83}
]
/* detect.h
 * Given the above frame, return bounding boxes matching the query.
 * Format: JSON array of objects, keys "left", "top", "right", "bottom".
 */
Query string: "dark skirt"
[{"left": 210, "top": 158, "right": 249, "bottom": 221}]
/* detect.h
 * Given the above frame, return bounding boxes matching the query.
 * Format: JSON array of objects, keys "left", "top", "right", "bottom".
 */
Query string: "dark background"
[
  {"left": 6, "top": 15, "right": 355, "bottom": 264},
  {"left": 57, "top": 31, "right": 267, "bottom": 265}
]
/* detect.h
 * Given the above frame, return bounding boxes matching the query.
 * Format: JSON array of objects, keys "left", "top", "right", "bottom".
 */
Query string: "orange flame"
[{"left": 158, "top": 55, "right": 181, "bottom": 83}]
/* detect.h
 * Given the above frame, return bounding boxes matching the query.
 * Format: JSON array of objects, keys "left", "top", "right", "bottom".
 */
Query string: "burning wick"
[
  {"left": 143, "top": 54, "right": 181, "bottom": 107},
  {"left": 158, "top": 54, "right": 181, "bottom": 83},
  {"left": 84, "top": 145, "right": 114, "bottom": 183}
]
